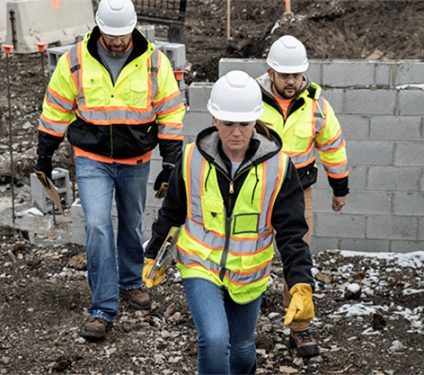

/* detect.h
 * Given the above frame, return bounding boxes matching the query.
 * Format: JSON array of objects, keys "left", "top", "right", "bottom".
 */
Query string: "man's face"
[
  {"left": 268, "top": 70, "right": 304, "bottom": 99},
  {"left": 101, "top": 33, "right": 132, "bottom": 57},
  {"left": 213, "top": 118, "right": 255, "bottom": 158}
]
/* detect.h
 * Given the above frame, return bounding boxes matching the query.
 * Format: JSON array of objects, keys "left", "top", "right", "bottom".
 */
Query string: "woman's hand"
[{"left": 142, "top": 258, "right": 166, "bottom": 288}]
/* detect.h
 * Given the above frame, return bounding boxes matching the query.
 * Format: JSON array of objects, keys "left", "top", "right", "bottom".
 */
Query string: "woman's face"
[{"left": 213, "top": 118, "right": 255, "bottom": 158}]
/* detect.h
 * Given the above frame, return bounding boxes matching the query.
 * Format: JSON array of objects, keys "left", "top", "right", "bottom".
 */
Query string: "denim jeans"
[
  {"left": 76, "top": 157, "right": 150, "bottom": 322},
  {"left": 183, "top": 278, "right": 262, "bottom": 375}
]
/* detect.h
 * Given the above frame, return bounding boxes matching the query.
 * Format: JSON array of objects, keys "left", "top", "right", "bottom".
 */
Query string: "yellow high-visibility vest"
[{"left": 176, "top": 142, "right": 289, "bottom": 303}]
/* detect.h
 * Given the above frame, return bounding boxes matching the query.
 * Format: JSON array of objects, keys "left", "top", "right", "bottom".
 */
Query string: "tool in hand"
[
  {"left": 148, "top": 226, "right": 181, "bottom": 280},
  {"left": 34, "top": 170, "right": 64, "bottom": 224}
]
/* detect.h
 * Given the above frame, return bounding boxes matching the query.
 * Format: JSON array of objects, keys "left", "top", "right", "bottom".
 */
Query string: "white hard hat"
[
  {"left": 266, "top": 35, "right": 309, "bottom": 73},
  {"left": 96, "top": 0, "right": 137, "bottom": 36},
  {"left": 207, "top": 70, "right": 263, "bottom": 122}
]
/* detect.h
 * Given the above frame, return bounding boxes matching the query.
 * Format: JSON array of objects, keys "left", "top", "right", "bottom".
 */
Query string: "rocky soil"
[{"left": 0, "top": 1, "right": 424, "bottom": 374}]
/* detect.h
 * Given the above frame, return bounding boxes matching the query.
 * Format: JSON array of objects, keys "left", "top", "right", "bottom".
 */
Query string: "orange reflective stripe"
[
  {"left": 153, "top": 90, "right": 180, "bottom": 106},
  {"left": 39, "top": 113, "right": 69, "bottom": 125},
  {"left": 157, "top": 134, "right": 184, "bottom": 140},
  {"left": 322, "top": 159, "right": 348, "bottom": 167},
  {"left": 267, "top": 152, "right": 285, "bottom": 226},
  {"left": 316, "top": 128, "right": 342, "bottom": 148},
  {"left": 156, "top": 121, "right": 183, "bottom": 128},
  {"left": 48, "top": 87, "right": 74, "bottom": 105},
  {"left": 327, "top": 171, "right": 349, "bottom": 179},
  {"left": 66, "top": 50, "right": 78, "bottom": 93},
  {"left": 185, "top": 144, "right": 195, "bottom": 219},
  {"left": 73, "top": 147, "right": 153, "bottom": 165},
  {"left": 37, "top": 124, "right": 64, "bottom": 138},
  {"left": 156, "top": 102, "right": 185, "bottom": 116}
]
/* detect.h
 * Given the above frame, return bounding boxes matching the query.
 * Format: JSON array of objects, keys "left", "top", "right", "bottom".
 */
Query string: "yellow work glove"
[
  {"left": 142, "top": 258, "right": 166, "bottom": 288},
  {"left": 284, "top": 283, "right": 314, "bottom": 325}
]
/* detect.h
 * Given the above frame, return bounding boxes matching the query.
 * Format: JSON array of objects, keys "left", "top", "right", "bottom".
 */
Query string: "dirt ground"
[{"left": 0, "top": 1, "right": 424, "bottom": 374}]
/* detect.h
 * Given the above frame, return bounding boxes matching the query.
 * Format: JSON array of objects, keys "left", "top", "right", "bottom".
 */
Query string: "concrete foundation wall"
[
  {"left": 175, "top": 58, "right": 424, "bottom": 253},
  {"left": 5, "top": 0, "right": 94, "bottom": 53},
  {"left": 0, "top": 0, "right": 6, "bottom": 43}
]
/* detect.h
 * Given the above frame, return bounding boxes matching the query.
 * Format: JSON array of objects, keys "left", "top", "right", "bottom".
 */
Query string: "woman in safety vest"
[{"left": 143, "top": 70, "right": 316, "bottom": 374}]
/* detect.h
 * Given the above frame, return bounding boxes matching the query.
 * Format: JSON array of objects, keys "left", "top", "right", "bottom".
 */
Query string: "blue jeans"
[
  {"left": 76, "top": 157, "right": 150, "bottom": 322},
  {"left": 183, "top": 278, "right": 262, "bottom": 375}
]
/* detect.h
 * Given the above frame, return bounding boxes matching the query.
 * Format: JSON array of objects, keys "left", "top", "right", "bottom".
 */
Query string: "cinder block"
[
  {"left": 30, "top": 168, "right": 72, "bottom": 213},
  {"left": 310, "top": 236, "right": 340, "bottom": 253},
  {"left": 142, "top": 206, "right": 160, "bottom": 242},
  {"left": 47, "top": 45, "right": 73, "bottom": 75},
  {"left": 188, "top": 82, "right": 213, "bottom": 111},
  {"left": 374, "top": 63, "right": 393, "bottom": 86},
  {"left": 419, "top": 219, "right": 424, "bottom": 241},
  {"left": 370, "top": 116, "right": 421, "bottom": 141},
  {"left": 367, "top": 215, "right": 418, "bottom": 240},
  {"left": 312, "top": 189, "right": 333, "bottom": 213},
  {"left": 147, "top": 158, "right": 163, "bottom": 184},
  {"left": 339, "top": 238, "right": 390, "bottom": 252},
  {"left": 346, "top": 141, "right": 393, "bottom": 166},
  {"left": 395, "top": 62, "right": 424, "bottom": 85},
  {"left": 218, "top": 58, "right": 267, "bottom": 78},
  {"left": 320, "top": 89, "right": 343, "bottom": 114},
  {"left": 161, "top": 42, "right": 186, "bottom": 69},
  {"left": 338, "top": 115, "right": 370, "bottom": 140},
  {"left": 314, "top": 213, "right": 366, "bottom": 238},
  {"left": 343, "top": 190, "right": 392, "bottom": 215},
  {"left": 139, "top": 25, "right": 155, "bottom": 41},
  {"left": 393, "top": 192, "right": 424, "bottom": 216},
  {"left": 5, "top": 0, "right": 94, "bottom": 53},
  {"left": 394, "top": 142, "right": 424, "bottom": 167},
  {"left": 390, "top": 240, "right": 424, "bottom": 252},
  {"left": 344, "top": 89, "right": 397, "bottom": 115},
  {"left": 306, "top": 61, "right": 322, "bottom": 85},
  {"left": 398, "top": 89, "right": 424, "bottom": 115},
  {"left": 368, "top": 166, "right": 421, "bottom": 191},
  {"left": 184, "top": 111, "right": 212, "bottom": 136},
  {"left": 322, "top": 61, "right": 374, "bottom": 87}
]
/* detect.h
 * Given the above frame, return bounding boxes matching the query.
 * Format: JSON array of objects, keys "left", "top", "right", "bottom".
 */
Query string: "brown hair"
[{"left": 254, "top": 120, "right": 271, "bottom": 140}]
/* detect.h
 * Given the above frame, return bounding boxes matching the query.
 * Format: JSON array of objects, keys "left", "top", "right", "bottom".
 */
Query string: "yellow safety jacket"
[
  {"left": 38, "top": 27, "right": 185, "bottom": 164},
  {"left": 176, "top": 142, "right": 289, "bottom": 303},
  {"left": 258, "top": 75, "right": 348, "bottom": 191}
]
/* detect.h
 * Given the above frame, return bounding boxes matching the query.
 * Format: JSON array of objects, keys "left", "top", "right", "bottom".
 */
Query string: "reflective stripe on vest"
[
  {"left": 176, "top": 142, "right": 288, "bottom": 303},
  {"left": 67, "top": 43, "right": 160, "bottom": 124}
]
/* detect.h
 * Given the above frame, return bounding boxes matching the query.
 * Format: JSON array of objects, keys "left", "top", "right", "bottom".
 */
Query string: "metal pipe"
[
  {"left": 8, "top": 10, "right": 17, "bottom": 50},
  {"left": 2, "top": 45, "right": 16, "bottom": 224}
]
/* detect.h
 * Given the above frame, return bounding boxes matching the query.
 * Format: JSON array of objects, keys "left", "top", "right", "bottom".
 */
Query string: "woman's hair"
[{"left": 254, "top": 120, "right": 271, "bottom": 140}]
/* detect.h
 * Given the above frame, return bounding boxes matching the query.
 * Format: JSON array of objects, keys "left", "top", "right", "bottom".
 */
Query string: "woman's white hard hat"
[{"left": 207, "top": 70, "right": 264, "bottom": 122}]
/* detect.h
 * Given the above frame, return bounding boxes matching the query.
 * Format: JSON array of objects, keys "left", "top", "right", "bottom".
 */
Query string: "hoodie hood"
[{"left": 195, "top": 126, "right": 281, "bottom": 177}]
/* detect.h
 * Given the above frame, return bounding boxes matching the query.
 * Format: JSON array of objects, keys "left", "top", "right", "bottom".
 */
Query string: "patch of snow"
[
  {"left": 361, "top": 327, "right": 382, "bottom": 336},
  {"left": 396, "top": 84, "right": 424, "bottom": 90},
  {"left": 331, "top": 303, "right": 388, "bottom": 318},
  {"left": 339, "top": 250, "right": 424, "bottom": 269},
  {"left": 346, "top": 283, "right": 361, "bottom": 293},
  {"left": 388, "top": 340, "right": 407, "bottom": 353},
  {"left": 402, "top": 288, "right": 424, "bottom": 296}
]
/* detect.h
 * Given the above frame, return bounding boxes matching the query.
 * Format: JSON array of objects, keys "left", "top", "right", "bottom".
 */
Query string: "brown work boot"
[
  {"left": 122, "top": 288, "right": 151, "bottom": 310},
  {"left": 80, "top": 317, "right": 112, "bottom": 340},
  {"left": 288, "top": 330, "right": 319, "bottom": 358}
]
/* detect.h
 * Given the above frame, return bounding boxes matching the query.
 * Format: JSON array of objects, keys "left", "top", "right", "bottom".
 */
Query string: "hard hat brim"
[{"left": 207, "top": 102, "right": 263, "bottom": 122}]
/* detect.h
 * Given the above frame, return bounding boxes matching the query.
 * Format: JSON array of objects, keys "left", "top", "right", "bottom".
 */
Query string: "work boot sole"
[
  {"left": 288, "top": 336, "right": 319, "bottom": 358},
  {"left": 80, "top": 329, "right": 108, "bottom": 341}
]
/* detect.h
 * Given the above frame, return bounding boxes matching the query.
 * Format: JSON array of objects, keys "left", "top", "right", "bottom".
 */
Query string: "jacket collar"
[{"left": 195, "top": 127, "right": 281, "bottom": 178}]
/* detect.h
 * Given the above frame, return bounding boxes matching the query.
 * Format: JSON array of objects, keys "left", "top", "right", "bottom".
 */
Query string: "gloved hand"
[
  {"left": 154, "top": 165, "right": 173, "bottom": 198},
  {"left": 35, "top": 155, "right": 53, "bottom": 180},
  {"left": 284, "top": 283, "right": 314, "bottom": 325},
  {"left": 142, "top": 258, "right": 166, "bottom": 288}
]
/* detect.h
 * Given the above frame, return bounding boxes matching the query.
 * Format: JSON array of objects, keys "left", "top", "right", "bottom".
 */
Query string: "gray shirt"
[{"left": 97, "top": 40, "right": 133, "bottom": 84}]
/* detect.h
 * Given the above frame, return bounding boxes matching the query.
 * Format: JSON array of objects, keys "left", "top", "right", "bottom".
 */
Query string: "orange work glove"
[
  {"left": 284, "top": 283, "right": 314, "bottom": 325},
  {"left": 142, "top": 258, "right": 166, "bottom": 288}
]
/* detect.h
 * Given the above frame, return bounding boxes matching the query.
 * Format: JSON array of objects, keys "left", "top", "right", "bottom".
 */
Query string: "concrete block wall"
[{"left": 174, "top": 58, "right": 424, "bottom": 253}]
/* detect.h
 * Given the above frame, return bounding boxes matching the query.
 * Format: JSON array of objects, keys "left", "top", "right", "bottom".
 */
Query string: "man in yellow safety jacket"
[
  {"left": 258, "top": 34, "right": 349, "bottom": 356},
  {"left": 35, "top": 0, "right": 185, "bottom": 340}
]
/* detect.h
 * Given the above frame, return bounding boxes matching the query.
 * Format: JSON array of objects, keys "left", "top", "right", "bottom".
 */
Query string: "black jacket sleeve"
[
  {"left": 328, "top": 175, "right": 349, "bottom": 197},
  {"left": 272, "top": 159, "right": 315, "bottom": 290},
  {"left": 159, "top": 139, "right": 183, "bottom": 165},
  {"left": 37, "top": 130, "right": 64, "bottom": 159},
  {"left": 144, "top": 158, "right": 187, "bottom": 259}
]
